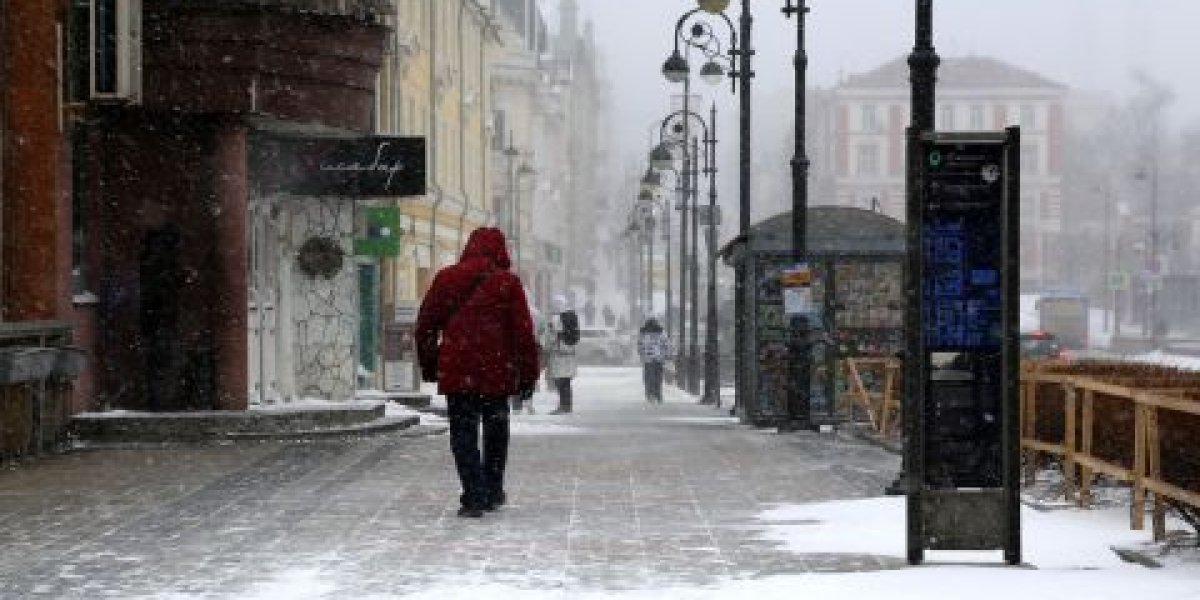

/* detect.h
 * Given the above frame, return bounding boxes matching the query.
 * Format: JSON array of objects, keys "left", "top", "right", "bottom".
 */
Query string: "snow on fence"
[{"left": 1021, "top": 360, "right": 1200, "bottom": 540}]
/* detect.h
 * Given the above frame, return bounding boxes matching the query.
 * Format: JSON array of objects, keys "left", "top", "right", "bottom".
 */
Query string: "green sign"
[{"left": 354, "top": 207, "right": 402, "bottom": 257}]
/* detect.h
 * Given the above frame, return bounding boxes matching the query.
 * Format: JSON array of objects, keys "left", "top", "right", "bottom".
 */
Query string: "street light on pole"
[
  {"left": 703, "top": 102, "right": 722, "bottom": 406},
  {"left": 516, "top": 162, "right": 533, "bottom": 274},
  {"left": 642, "top": 164, "right": 675, "bottom": 343},
  {"left": 781, "top": 0, "right": 813, "bottom": 431},
  {"left": 691, "top": 0, "right": 752, "bottom": 417},
  {"left": 893, "top": 0, "right": 940, "bottom": 500},
  {"left": 662, "top": 6, "right": 737, "bottom": 397},
  {"left": 650, "top": 109, "right": 717, "bottom": 399}
]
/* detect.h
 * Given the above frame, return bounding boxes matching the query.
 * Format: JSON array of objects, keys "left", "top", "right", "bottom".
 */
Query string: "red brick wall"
[
  {"left": 88, "top": 114, "right": 240, "bottom": 411},
  {"left": 80, "top": 7, "right": 385, "bottom": 411},
  {"left": 142, "top": 9, "right": 385, "bottom": 132},
  {"left": 2, "top": 0, "right": 69, "bottom": 321}
]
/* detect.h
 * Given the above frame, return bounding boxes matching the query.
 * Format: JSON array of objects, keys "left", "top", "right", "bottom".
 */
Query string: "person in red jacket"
[{"left": 416, "top": 227, "right": 540, "bottom": 518}]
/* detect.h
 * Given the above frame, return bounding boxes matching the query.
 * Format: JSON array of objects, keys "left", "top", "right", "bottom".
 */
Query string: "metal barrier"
[{"left": 0, "top": 321, "right": 85, "bottom": 461}]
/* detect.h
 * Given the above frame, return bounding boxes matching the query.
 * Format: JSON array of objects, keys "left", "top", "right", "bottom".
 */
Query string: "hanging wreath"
[{"left": 296, "top": 236, "right": 345, "bottom": 279}]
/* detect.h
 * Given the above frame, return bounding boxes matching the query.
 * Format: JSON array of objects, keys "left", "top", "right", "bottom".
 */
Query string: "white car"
[{"left": 574, "top": 327, "right": 629, "bottom": 365}]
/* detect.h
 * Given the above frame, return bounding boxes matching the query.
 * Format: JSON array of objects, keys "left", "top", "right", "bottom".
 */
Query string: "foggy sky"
[{"left": 562, "top": 0, "right": 1200, "bottom": 166}]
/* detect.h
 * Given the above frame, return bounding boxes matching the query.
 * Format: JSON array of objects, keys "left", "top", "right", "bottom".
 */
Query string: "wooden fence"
[
  {"left": 838, "top": 356, "right": 1200, "bottom": 540},
  {"left": 1021, "top": 360, "right": 1200, "bottom": 540},
  {"left": 839, "top": 357, "right": 901, "bottom": 439}
]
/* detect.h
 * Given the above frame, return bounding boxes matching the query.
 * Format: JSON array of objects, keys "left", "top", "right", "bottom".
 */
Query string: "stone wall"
[{"left": 286, "top": 199, "right": 358, "bottom": 400}]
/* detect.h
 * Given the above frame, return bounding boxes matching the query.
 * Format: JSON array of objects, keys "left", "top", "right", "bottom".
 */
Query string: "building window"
[
  {"left": 861, "top": 104, "right": 879, "bottom": 132},
  {"left": 939, "top": 105, "right": 955, "bottom": 130},
  {"left": 1021, "top": 143, "right": 1040, "bottom": 176},
  {"left": 856, "top": 144, "right": 880, "bottom": 177},
  {"left": 71, "top": 124, "right": 88, "bottom": 294},
  {"left": 969, "top": 105, "right": 985, "bottom": 130},
  {"left": 1020, "top": 104, "right": 1036, "bottom": 130}
]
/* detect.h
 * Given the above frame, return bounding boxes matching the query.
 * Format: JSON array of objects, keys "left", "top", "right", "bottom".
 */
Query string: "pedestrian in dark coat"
[
  {"left": 637, "top": 318, "right": 670, "bottom": 403},
  {"left": 416, "top": 227, "right": 539, "bottom": 518}
]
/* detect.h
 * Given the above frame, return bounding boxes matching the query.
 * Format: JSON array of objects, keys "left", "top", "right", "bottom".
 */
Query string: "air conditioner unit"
[{"left": 90, "top": 0, "right": 142, "bottom": 103}]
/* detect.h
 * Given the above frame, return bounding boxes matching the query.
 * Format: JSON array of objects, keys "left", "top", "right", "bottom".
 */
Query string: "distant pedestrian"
[
  {"left": 637, "top": 318, "right": 671, "bottom": 404},
  {"left": 541, "top": 294, "right": 580, "bottom": 414},
  {"left": 602, "top": 304, "right": 616, "bottom": 328},
  {"left": 416, "top": 228, "right": 539, "bottom": 518}
]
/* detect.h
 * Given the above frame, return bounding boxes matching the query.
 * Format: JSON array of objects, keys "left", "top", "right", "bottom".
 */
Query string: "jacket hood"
[
  {"left": 459, "top": 227, "right": 511, "bottom": 270},
  {"left": 641, "top": 319, "right": 663, "bottom": 333}
]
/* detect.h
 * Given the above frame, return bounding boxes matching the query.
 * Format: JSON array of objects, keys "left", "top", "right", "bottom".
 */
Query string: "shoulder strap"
[{"left": 444, "top": 270, "right": 494, "bottom": 327}]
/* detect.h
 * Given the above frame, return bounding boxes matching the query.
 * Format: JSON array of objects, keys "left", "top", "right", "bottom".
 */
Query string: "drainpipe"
[
  {"left": 456, "top": 0, "right": 470, "bottom": 244},
  {"left": 479, "top": 4, "right": 492, "bottom": 237},
  {"left": 427, "top": 0, "right": 441, "bottom": 273}
]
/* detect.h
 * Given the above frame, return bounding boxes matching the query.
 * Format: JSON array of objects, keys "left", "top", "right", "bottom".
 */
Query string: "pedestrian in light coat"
[{"left": 541, "top": 295, "right": 579, "bottom": 414}]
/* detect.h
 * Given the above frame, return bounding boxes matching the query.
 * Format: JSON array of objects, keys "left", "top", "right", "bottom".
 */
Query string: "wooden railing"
[
  {"left": 839, "top": 357, "right": 901, "bottom": 439},
  {"left": 1021, "top": 360, "right": 1200, "bottom": 540}
]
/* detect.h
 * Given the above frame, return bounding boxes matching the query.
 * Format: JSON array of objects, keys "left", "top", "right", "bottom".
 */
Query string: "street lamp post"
[
  {"left": 643, "top": 165, "right": 675, "bottom": 341},
  {"left": 504, "top": 142, "right": 518, "bottom": 244},
  {"left": 780, "top": 0, "right": 813, "bottom": 431},
  {"left": 516, "top": 162, "right": 533, "bottom": 274},
  {"left": 689, "top": 134, "right": 702, "bottom": 395},
  {"left": 663, "top": 6, "right": 737, "bottom": 397},
  {"left": 893, "top": 0, "right": 940, "bottom": 498},
  {"left": 631, "top": 186, "right": 671, "bottom": 323},
  {"left": 503, "top": 141, "right": 533, "bottom": 274},
  {"left": 651, "top": 109, "right": 717, "bottom": 400},
  {"left": 653, "top": 138, "right": 691, "bottom": 388},
  {"left": 733, "top": 0, "right": 754, "bottom": 418},
  {"left": 703, "top": 102, "right": 721, "bottom": 406}
]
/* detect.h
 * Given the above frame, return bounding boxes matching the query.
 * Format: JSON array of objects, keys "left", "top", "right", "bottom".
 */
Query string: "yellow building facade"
[
  {"left": 367, "top": 0, "right": 499, "bottom": 388},
  {"left": 377, "top": 0, "right": 498, "bottom": 295}
]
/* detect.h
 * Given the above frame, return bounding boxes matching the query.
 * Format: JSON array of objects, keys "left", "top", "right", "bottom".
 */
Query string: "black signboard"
[
  {"left": 253, "top": 135, "right": 426, "bottom": 197},
  {"left": 920, "top": 136, "right": 1008, "bottom": 489},
  {"left": 906, "top": 129, "right": 1020, "bottom": 566}
]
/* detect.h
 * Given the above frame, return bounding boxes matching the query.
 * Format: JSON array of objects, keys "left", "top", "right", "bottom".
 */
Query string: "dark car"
[{"left": 1020, "top": 330, "right": 1070, "bottom": 360}]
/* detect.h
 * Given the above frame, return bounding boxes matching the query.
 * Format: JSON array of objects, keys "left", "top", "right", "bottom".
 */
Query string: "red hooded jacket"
[{"left": 415, "top": 227, "right": 540, "bottom": 397}]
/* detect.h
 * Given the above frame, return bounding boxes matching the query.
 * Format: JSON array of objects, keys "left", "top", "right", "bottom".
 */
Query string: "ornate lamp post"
[
  {"left": 780, "top": 0, "right": 813, "bottom": 431},
  {"left": 693, "top": 0, "right": 752, "bottom": 414},
  {"left": 642, "top": 164, "right": 675, "bottom": 342},
  {"left": 892, "top": 0, "right": 940, "bottom": 497},
  {"left": 650, "top": 109, "right": 717, "bottom": 400},
  {"left": 502, "top": 142, "right": 533, "bottom": 273},
  {"left": 662, "top": 6, "right": 737, "bottom": 397},
  {"left": 635, "top": 187, "right": 670, "bottom": 322},
  {"left": 703, "top": 102, "right": 722, "bottom": 406}
]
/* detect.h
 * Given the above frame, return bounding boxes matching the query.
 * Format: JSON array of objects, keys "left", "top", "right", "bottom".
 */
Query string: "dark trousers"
[
  {"left": 552, "top": 377, "right": 573, "bottom": 411},
  {"left": 447, "top": 393, "right": 510, "bottom": 510},
  {"left": 643, "top": 361, "right": 664, "bottom": 401}
]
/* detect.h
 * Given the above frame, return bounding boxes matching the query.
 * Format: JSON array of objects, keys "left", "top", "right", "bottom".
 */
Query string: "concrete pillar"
[{"left": 211, "top": 120, "right": 249, "bottom": 410}]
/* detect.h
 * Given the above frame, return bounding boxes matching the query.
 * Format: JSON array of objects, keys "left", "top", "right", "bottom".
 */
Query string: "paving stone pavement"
[{"left": 0, "top": 367, "right": 903, "bottom": 598}]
